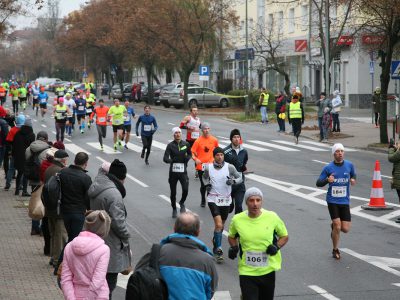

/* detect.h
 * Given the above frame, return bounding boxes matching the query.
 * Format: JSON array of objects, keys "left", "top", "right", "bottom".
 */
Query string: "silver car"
[
  {"left": 168, "top": 87, "right": 230, "bottom": 109},
  {"left": 160, "top": 83, "right": 200, "bottom": 108}
]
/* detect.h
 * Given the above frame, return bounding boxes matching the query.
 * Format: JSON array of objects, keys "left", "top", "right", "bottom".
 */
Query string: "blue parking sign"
[
  {"left": 391, "top": 61, "right": 400, "bottom": 79},
  {"left": 199, "top": 65, "right": 209, "bottom": 76}
]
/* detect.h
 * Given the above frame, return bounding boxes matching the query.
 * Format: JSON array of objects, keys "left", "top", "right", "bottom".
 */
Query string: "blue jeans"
[
  {"left": 63, "top": 212, "right": 85, "bottom": 242},
  {"left": 318, "top": 117, "right": 323, "bottom": 140},
  {"left": 260, "top": 106, "right": 268, "bottom": 123}
]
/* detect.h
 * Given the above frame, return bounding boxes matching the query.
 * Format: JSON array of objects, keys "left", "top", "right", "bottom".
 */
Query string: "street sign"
[
  {"left": 369, "top": 61, "right": 374, "bottom": 74},
  {"left": 362, "top": 35, "right": 385, "bottom": 45},
  {"left": 199, "top": 65, "right": 209, "bottom": 81},
  {"left": 234, "top": 48, "right": 255, "bottom": 60},
  {"left": 337, "top": 35, "right": 354, "bottom": 46},
  {"left": 295, "top": 40, "right": 307, "bottom": 52},
  {"left": 82, "top": 71, "right": 88, "bottom": 78},
  {"left": 391, "top": 61, "right": 400, "bottom": 79}
]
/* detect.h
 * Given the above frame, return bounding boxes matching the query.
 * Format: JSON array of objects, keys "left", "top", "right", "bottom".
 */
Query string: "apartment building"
[{"left": 223, "top": 0, "right": 398, "bottom": 108}]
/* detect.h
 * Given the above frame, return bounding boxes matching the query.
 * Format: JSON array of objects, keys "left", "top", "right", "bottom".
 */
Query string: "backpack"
[
  {"left": 41, "top": 173, "right": 62, "bottom": 214},
  {"left": 125, "top": 244, "right": 168, "bottom": 300},
  {"left": 24, "top": 148, "right": 46, "bottom": 181}
]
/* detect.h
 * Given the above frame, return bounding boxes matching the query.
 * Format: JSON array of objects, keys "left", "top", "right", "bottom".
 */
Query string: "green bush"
[{"left": 226, "top": 89, "right": 276, "bottom": 112}]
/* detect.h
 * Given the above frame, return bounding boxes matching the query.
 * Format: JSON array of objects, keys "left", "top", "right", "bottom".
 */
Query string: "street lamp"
[{"left": 324, "top": 0, "right": 330, "bottom": 96}]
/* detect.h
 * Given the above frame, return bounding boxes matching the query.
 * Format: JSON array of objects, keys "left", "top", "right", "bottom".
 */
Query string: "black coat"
[{"left": 12, "top": 125, "right": 35, "bottom": 171}]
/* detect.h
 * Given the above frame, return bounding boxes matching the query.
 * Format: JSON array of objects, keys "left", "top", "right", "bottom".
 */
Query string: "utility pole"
[
  {"left": 324, "top": 0, "right": 330, "bottom": 96},
  {"left": 245, "top": 0, "right": 249, "bottom": 116},
  {"left": 308, "top": 0, "right": 313, "bottom": 101}
]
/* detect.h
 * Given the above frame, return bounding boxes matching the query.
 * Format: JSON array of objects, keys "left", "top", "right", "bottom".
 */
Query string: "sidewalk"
[{"left": 0, "top": 177, "right": 62, "bottom": 299}]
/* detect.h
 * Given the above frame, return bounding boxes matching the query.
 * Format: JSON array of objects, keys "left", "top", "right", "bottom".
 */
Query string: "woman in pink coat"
[{"left": 61, "top": 210, "right": 111, "bottom": 300}]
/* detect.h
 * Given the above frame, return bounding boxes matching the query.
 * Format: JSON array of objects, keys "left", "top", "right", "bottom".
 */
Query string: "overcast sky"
[{"left": 13, "top": 0, "right": 86, "bottom": 29}]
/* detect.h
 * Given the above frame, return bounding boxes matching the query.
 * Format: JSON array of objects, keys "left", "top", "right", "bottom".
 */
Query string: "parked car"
[
  {"left": 110, "top": 83, "right": 130, "bottom": 99},
  {"left": 160, "top": 83, "right": 200, "bottom": 108},
  {"left": 168, "top": 87, "right": 230, "bottom": 109},
  {"left": 100, "top": 83, "right": 110, "bottom": 95},
  {"left": 140, "top": 84, "right": 161, "bottom": 104}
]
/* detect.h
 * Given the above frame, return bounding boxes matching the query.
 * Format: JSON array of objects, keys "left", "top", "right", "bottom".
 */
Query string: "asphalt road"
[{"left": 7, "top": 97, "right": 400, "bottom": 300}]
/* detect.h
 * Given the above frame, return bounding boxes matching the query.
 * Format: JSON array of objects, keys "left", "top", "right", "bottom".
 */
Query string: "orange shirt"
[
  {"left": 0, "top": 86, "right": 6, "bottom": 97},
  {"left": 91, "top": 106, "right": 109, "bottom": 125},
  {"left": 191, "top": 135, "right": 219, "bottom": 171}
]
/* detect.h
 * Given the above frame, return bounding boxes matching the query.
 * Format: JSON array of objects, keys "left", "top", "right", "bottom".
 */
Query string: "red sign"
[
  {"left": 362, "top": 35, "right": 385, "bottom": 45},
  {"left": 295, "top": 40, "right": 307, "bottom": 52},
  {"left": 337, "top": 35, "right": 354, "bottom": 46}
]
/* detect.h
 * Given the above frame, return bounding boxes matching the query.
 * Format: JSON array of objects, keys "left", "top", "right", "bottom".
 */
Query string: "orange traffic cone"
[{"left": 362, "top": 160, "right": 393, "bottom": 210}]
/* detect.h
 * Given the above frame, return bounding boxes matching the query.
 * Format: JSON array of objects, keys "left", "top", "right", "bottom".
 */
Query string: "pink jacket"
[{"left": 61, "top": 231, "right": 110, "bottom": 300}]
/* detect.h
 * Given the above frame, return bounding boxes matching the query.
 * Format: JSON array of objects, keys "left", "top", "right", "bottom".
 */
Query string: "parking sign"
[{"left": 199, "top": 65, "right": 209, "bottom": 81}]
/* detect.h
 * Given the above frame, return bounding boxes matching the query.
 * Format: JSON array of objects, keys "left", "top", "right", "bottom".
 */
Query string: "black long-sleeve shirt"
[{"left": 163, "top": 140, "right": 192, "bottom": 174}]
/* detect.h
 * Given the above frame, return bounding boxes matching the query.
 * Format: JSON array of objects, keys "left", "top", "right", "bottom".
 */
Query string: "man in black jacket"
[
  {"left": 163, "top": 127, "right": 192, "bottom": 218},
  {"left": 223, "top": 129, "right": 248, "bottom": 214},
  {"left": 60, "top": 152, "right": 92, "bottom": 242}
]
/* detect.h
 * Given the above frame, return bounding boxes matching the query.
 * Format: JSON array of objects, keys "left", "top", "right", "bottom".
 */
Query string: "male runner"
[
  {"left": 316, "top": 143, "right": 356, "bottom": 259},
  {"left": 18, "top": 83, "right": 28, "bottom": 111},
  {"left": 203, "top": 147, "right": 242, "bottom": 262},
  {"left": 31, "top": 81, "right": 40, "bottom": 116},
  {"left": 122, "top": 100, "right": 135, "bottom": 149},
  {"left": 64, "top": 93, "right": 76, "bottom": 138},
  {"left": 108, "top": 98, "right": 127, "bottom": 151},
  {"left": 163, "top": 127, "right": 192, "bottom": 218},
  {"left": 38, "top": 87, "right": 49, "bottom": 121},
  {"left": 53, "top": 97, "right": 70, "bottom": 142},
  {"left": 135, "top": 105, "right": 158, "bottom": 164},
  {"left": 74, "top": 93, "right": 87, "bottom": 133},
  {"left": 90, "top": 99, "right": 109, "bottom": 150},
  {"left": 84, "top": 89, "right": 96, "bottom": 129}
]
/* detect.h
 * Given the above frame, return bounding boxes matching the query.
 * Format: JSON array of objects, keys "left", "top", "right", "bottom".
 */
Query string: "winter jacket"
[
  {"left": 159, "top": 233, "right": 218, "bottom": 300},
  {"left": 88, "top": 173, "right": 131, "bottom": 273},
  {"left": 60, "top": 165, "right": 92, "bottom": 214},
  {"left": 61, "top": 231, "right": 110, "bottom": 300},
  {"left": 25, "top": 140, "right": 51, "bottom": 185},
  {"left": 388, "top": 147, "right": 400, "bottom": 189},
  {"left": 275, "top": 95, "right": 286, "bottom": 114},
  {"left": 163, "top": 140, "right": 192, "bottom": 174},
  {"left": 372, "top": 92, "right": 381, "bottom": 113},
  {"left": 43, "top": 160, "right": 65, "bottom": 218},
  {"left": 12, "top": 125, "right": 35, "bottom": 171},
  {"left": 0, "top": 118, "right": 9, "bottom": 148},
  {"left": 315, "top": 98, "right": 332, "bottom": 118},
  {"left": 223, "top": 143, "right": 248, "bottom": 189}
]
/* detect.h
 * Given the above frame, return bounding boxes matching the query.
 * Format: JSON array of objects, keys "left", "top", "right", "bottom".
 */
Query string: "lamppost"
[
  {"left": 245, "top": 0, "right": 249, "bottom": 116},
  {"left": 324, "top": 0, "right": 330, "bottom": 96}
]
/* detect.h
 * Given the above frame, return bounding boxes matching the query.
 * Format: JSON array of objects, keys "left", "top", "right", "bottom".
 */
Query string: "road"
[{"left": 9, "top": 97, "right": 400, "bottom": 300}]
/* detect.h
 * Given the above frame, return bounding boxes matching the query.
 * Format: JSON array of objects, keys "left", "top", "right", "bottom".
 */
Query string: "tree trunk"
[
  {"left": 283, "top": 73, "right": 291, "bottom": 97},
  {"left": 379, "top": 47, "right": 392, "bottom": 144},
  {"left": 115, "top": 64, "right": 124, "bottom": 93},
  {"left": 145, "top": 64, "right": 154, "bottom": 105},
  {"left": 179, "top": 71, "right": 191, "bottom": 110},
  {"left": 166, "top": 69, "right": 173, "bottom": 83},
  {"left": 153, "top": 74, "right": 160, "bottom": 85}
]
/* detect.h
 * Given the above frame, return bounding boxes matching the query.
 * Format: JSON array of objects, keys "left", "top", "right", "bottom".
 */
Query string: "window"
[
  {"left": 267, "top": 14, "right": 273, "bottom": 30},
  {"left": 241, "top": 20, "right": 245, "bottom": 38},
  {"left": 301, "top": 5, "right": 308, "bottom": 31},
  {"left": 277, "top": 11, "right": 283, "bottom": 33},
  {"left": 288, "top": 8, "right": 295, "bottom": 33},
  {"left": 249, "top": 18, "right": 254, "bottom": 33},
  {"left": 258, "top": 15, "right": 265, "bottom": 35}
]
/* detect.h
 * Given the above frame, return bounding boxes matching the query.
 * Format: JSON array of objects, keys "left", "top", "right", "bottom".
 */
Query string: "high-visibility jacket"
[
  {"left": 289, "top": 101, "right": 302, "bottom": 119},
  {"left": 18, "top": 87, "right": 27, "bottom": 98},
  {"left": 260, "top": 93, "right": 269, "bottom": 106},
  {"left": 1, "top": 82, "right": 9, "bottom": 90},
  {"left": 55, "top": 104, "right": 67, "bottom": 121}
]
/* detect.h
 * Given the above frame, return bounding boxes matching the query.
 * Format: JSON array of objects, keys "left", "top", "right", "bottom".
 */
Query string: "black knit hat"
[
  {"left": 213, "top": 147, "right": 224, "bottom": 157},
  {"left": 109, "top": 159, "right": 127, "bottom": 180},
  {"left": 230, "top": 129, "right": 241, "bottom": 141}
]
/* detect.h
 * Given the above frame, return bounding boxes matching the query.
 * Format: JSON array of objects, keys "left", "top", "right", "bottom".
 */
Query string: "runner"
[
  {"left": 0, "top": 84, "right": 6, "bottom": 106},
  {"left": 163, "top": 127, "right": 192, "bottom": 218},
  {"left": 18, "top": 83, "right": 28, "bottom": 111},
  {"left": 90, "top": 99, "right": 109, "bottom": 150},
  {"left": 84, "top": 89, "right": 96, "bottom": 130},
  {"left": 203, "top": 147, "right": 242, "bottom": 262},
  {"left": 66, "top": 82, "right": 76, "bottom": 96},
  {"left": 191, "top": 122, "right": 219, "bottom": 207},
  {"left": 64, "top": 93, "right": 76, "bottom": 138},
  {"left": 74, "top": 92, "right": 87, "bottom": 133},
  {"left": 108, "top": 99, "right": 127, "bottom": 151},
  {"left": 53, "top": 97, "right": 70, "bottom": 142},
  {"left": 122, "top": 100, "right": 135, "bottom": 149},
  {"left": 180, "top": 105, "right": 201, "bottom": 177},
  {"left": 1, "top": 80, "right": 9, "bottom": 103},
  {"left": 316, "top": 143, "right": 356, "bottom": 260},
  {"left": 31, "top": 81, "right": 40, "bottom": 116},
  {"left": 223, "top": 129, "right": 248, "bottom": 214},
  {"left": 9, "top": 84, "right": 19, "bottom": 114},
  {"left": 228, "top": 187, "right": 289, "bottom": 300},
  {"left": 55, "top": 84, "right": 65, "bottom": 98},
  {"left": 38, "top": 87, "right": 49, "bottom": 121},
  {"left": 135, "top": 105, "right": 158, "bottom": 164}
]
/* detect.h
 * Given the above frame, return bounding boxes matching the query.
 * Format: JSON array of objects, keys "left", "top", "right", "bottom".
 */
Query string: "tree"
[
  {"left": 358, "top": 0, "right": 400, "bottom": 143},
  {"left": 0, "top": 1, "right": 22, "bottom": 37}
]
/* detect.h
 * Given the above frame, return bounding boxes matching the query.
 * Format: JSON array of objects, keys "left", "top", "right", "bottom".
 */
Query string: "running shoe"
[
  {"left": 214, "top": 248, "right": 224, "bottom": 264},
  {"left": 100, "top": 145, "right": 104, "bottom": 151},
  {"left": 124, "top": 144, "right": 128, "bottom": 149},
  {"left": 332, "top": 248, "right": 340, "bottom": 260},
  {"left": 114, "top": 144, "right": 117, "bottom": 152}
]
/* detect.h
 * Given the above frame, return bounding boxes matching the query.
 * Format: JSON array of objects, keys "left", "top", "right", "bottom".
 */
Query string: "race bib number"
[
  {"left": 332, "top": 186, "right": 347, "bottom": 197},
  {"left": 33, "top": 96, "right": 38, "bottom": 100},
  {"left": 172, "top": 163, "right": 184, "bottom": 173},
  {"left": 245, "top": 251, "right": 268, "bottom": 267},
  {"left": 191, "top": 131, "right": 199, "bottom": 139},
  {"left": 58, "top": 91, "right": 64, "bottom": 96},
  {"left": 215, "top": 196, "right": 231, "bottom": 206},
  {"left": 114, "top": 119, "right": 122, "bottom": 125},
  {"left": 99, "top": 117, "right": 106, "bottom": 123},
  {"left": 78, "top": 106, "right": 84, "bottom": 111},
  {"left": 40, "top": 99, "right": 47, "bottom": 104},
  {"left": 12, "top": 96, "right": 18, "bottom": 101},
  {"left": 86, "top": 108, "right": 92, "bottom": 113},
  {"left": 144, "top": 125, "right": 151, "bottom": 131},
  {"left": 0, "top": 92, "right": 5, "bottom": 97},
  {"left": 123, "top": 115, "right": 128, "bottom": 121}
]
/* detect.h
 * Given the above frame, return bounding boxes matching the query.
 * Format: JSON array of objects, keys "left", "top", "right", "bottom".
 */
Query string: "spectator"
[
  {"left": 372, "top": 87, "right": 381, "bottom": 128},
  {"left": 315, "top": 92, "right": 332, "bottom": 142},
  {"left": 0, "top": 106, "right": 9, "bottom": 170},
  {"left": 331, "top": 90, "right": 342, "bottom": 133},
  {"left": 61, "top": 210, "right": 111, "bottom": 300},
  {"left": 388, "top": 141, "right": 400, "bottom": 223},
  {"left": 275, "top": 91, "right": 286, "bottom": 133},
  {"left": 322, "top": 107, "right": 331, "bottom": 143}
]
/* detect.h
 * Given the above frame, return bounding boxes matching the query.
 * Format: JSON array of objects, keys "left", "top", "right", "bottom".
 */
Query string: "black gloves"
[
  {"left": 226, "top": 177, "right": 235, "bottom": 186},
  {"left": 266, "top": 244, "right": 279, "bottom": 256},
  {"left": 205, "top": 184, "right": 212, "bottom": 193},
  {"left": 228, "top": 246, "right": 239, "bottom": 260}
]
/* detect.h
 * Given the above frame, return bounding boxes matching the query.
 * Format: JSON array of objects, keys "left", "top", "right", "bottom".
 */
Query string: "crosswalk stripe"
[
  {"left": 302, "top": 140, "right": 357, "bottom": 152},
  {"left": 65, "top": 143, "right": 91, "bottom": 155},
  {"left": 151, "top": 140, "right": 167, "bottom": 150},
  {"left": 87, "top": 142, "right": 121, "bottom": 154},
  {"left": 248, "top": 140, "right": 300, "bottom": 151},
  {"left": 218, "top": 140, "right": 271, "bottom": 152},
  {"left": 272, "top": 140, "right": 328, "bottom": 151}
]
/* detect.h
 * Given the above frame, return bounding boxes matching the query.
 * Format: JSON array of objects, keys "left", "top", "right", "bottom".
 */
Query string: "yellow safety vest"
[
  {"left": 55, "top": 105, "right": 67, "bottom": 120},
  {"left": 260, "top": 93, "right": 269, "bottom": 106},
  {"left": 289, "top": 101, "right": 302, "bottom": 119}
]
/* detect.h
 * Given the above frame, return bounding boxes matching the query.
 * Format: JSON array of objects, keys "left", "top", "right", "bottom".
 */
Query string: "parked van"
[{"left": 35, "top": 77, "right": 62, "bottom": 90}]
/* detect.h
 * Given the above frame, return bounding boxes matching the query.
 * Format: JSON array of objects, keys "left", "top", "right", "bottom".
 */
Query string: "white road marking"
[
  {"left": 212, "top": 291, "right": 232, "bottom": 300},
  {"left": 64, "top": 143, "right": 91, "bottom": 155},
  {"left": 248, "top": 140, "right": 300, "bottom": 151},
  {"left": 117, "top": 273, "right": 131, "bottom": 289},
  {"left": 219, "top": 140, "right": 271, "bottom": 152},
  {"left": 151, "top": 140, "right": 167, "bottom": 150},
  {"left": 272, "top": 140, "right": 328, "bottom": 151},
  {"left": 96, "top": 156, "right": 149, "bottom": 187},
  {"left": 302, "top": 141, "right": 357, "bottom": 152},
  {"left": 341, "top": 248, "right": 400, "bottom": 277},
  {"left": 217, "top": 136, "right": 229, "bottom": 140},
  {"left": 391, "top": 283, "right": 400, "bottom": 287},
  {"left": 51, "top": 131, "right": 56, "bottom": 135},
  {"left": 308, "top": 285, "right": 340, "bottom": 300},
  {"left": 381, "top": 175, "right": 393, "bottom": 179},
  {"left": 380, "top": 210, "right": 400, "bottom": 220},
  {"left": 33, "top": 119, "right": 37, "bottom": 122},
  {"left": 126, "top": 143, "right": 144, "bottom": 153},
  {"left": 41, "top": 124, "right": 47, "bottom": 128},
  {"left": 64, "top": 137, "right": 71, "bottom": 142},
  {"left": 312, "top": 160, "right": 328, "bottom": 165},
  {"left": 87, "top": 142, "right": 122, "bottom": 154},
  {"left": 167, "top": 122, "right": 175, "bottom": 126},
  {"left": 350, "top": 206, "right": 400, "bottom": 228}
]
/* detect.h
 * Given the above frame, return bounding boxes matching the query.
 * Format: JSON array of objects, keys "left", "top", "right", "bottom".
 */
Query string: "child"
[
  {"left": 322, "top": 107, "right": 331, "bottom": 142},
  {"left": 61, "top": 210, "right": 111, "bottom": 300}
]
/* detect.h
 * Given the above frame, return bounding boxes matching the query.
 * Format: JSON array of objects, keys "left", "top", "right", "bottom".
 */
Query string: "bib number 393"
[
  {"left": 245, "top": 251, "right": 268, "bottom": 267},
  {"left": 332, "top": 186, "right": 346, "bottom": 197}
]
